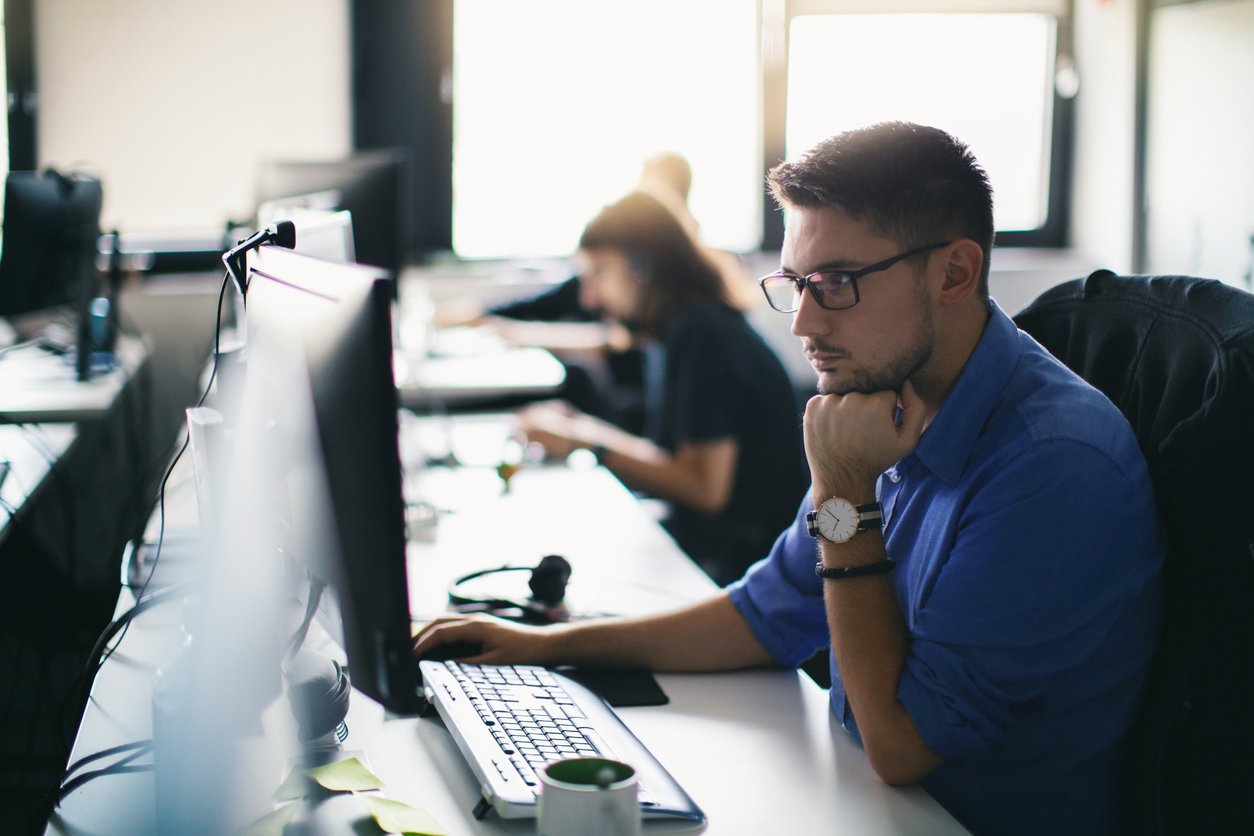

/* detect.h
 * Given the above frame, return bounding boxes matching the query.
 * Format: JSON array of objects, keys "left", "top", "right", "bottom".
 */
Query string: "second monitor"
[{"left": 255, "top": 149, "right": 411, "bottom": 280}]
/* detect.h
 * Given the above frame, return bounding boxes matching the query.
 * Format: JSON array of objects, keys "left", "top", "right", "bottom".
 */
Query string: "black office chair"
[{"left": 1013, "top": 270, "right": 1254, "bottom": 835}]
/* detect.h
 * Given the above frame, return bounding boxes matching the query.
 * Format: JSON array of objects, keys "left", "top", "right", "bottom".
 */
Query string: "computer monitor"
[
  {"left": 0, "top": 169, "right": 102, "bottom": 317},
  {"left": 243, "top": 244, "right": 422, "bottom": 713},
  {"left": 256, "top": 202, "right": 356, "bottom": 264},
  {"left": 255, "top": 149, "right": 411, "bottom": 280}
]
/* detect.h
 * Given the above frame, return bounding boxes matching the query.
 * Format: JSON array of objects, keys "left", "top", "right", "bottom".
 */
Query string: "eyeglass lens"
[{"left": 762, "top": 272, "right": 855, "bottom": 312}]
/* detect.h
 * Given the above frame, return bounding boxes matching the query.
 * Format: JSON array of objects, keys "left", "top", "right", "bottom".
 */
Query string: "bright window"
[
  {"left": 786, "top": 11, "right": 1059, "bottom": 233},
  {"left": 452, "top": 0, "right": 761, "bottom": 258}
]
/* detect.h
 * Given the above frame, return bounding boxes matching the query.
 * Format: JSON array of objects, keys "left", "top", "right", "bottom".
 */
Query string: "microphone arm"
[{"left": 222, "top": 220, "right": 296, "bottom": 299}]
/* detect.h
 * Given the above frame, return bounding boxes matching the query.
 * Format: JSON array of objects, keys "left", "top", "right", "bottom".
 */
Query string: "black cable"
[
  {"left": 82, "top": 579, "right": 197, "bottom": 677},
  {"left": 52, "top": 270, "right": 233, "bottom": 769},
  {"left": 49, "top": 433, "right": 188, "bottom": 789},
  {"left": 92, "top": 456, "right": 182, "bottom": 675},
  {"left": 55, "top": 752, "right": 153, "bottom": 807},
  {"left": 61, "top": 738, "right": 152, "bottom": 782},
  {"left": 25, "top": 272, "right": 235, "bottom": 832},
  {"left": 45, "top": 574, "right": 192, "bottom": 825},
  {"left": 101, "top": 267, "right": 231, "bottom": 626},
  {"left": 199, "top": 269, "right": 234, "bottom": 410},
  {"left": 52, "top": 576, "right": 194, "bottom": 764},
  {"left": 89, "top": 268, "right": 231, "bottom": 669},
  {"left": 101, "top": 268, "right": 231, "bottom": 656}
]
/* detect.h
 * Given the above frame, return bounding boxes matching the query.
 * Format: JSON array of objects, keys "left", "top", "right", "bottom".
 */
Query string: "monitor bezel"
[{"left": 244, "top": 244, "right": 421, "bottom": 713}]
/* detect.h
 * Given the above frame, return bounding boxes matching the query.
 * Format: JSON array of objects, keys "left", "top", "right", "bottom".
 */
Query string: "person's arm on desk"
[
  {"left": 517, "top": 402, "right": 738, "bottom": 515},
  {"left": 413, "top": 592, "right": 773, "bottom": 673},
  {"left": 804, "top": 381, "right": 943, "bottom": 786}
]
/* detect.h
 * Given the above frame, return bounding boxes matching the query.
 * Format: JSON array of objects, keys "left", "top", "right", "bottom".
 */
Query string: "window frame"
[
  {"left": 761, "top": 0, "right": 1074, "bottom": 250},
  {"left": 4, "top": 0, "right": 36, "bottom": 173}
]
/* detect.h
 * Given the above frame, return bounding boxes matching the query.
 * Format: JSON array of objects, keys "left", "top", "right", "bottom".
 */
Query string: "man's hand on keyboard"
[{"left": 413, "top": 614, "right": 562, "bottom": 666}]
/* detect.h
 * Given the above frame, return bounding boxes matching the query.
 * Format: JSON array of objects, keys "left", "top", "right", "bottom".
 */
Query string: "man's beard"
[
  {"left": 819, "top": 340, "right": 931, "bottom": 395},
  {"left": 815, "top": 295, "right": 935, "bottom": 396}
]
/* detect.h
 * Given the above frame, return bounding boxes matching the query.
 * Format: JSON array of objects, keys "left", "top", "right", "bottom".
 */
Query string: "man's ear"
[{"left": 936, "top": 240, "right": 984, "bottom": 305}]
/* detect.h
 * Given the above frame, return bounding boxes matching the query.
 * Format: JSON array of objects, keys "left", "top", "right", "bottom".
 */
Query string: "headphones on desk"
[{"left": 447, "top": 554, "right": 572, "bottom": 624}]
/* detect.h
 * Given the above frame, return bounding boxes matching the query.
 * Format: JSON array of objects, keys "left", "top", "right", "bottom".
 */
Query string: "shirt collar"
[{"left": 912, "top": 300, "right": 1018, "bottom": 485}]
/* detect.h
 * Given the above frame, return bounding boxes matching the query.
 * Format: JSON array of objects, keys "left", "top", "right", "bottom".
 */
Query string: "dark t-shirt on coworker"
[{"left": 645, "top": 302, "right": 808, "bottom": 585}]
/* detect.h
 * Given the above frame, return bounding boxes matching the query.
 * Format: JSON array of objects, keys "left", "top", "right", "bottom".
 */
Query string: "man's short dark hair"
[{"left": 767, "top": 122, "right": 995, "bottom": 297}]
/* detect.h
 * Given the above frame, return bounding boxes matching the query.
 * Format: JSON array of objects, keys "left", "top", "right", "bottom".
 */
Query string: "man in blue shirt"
[{"left": 414, "top": 122, "right": 1166, "bottom": 834}]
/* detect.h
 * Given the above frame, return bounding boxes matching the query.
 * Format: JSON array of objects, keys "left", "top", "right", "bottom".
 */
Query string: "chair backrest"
[{"left": 1013, "top": 270, "right": 1254, "bottom": 835}]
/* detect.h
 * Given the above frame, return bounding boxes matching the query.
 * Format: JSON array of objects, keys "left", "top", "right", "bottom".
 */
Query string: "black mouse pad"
[{"left": 553, "top": 666, "right": 669, "bottom": 707}]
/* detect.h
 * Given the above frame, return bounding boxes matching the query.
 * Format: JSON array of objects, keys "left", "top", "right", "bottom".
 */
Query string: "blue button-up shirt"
[{"left": 728, "top": 302, "right": 1164, "bottom": 835}]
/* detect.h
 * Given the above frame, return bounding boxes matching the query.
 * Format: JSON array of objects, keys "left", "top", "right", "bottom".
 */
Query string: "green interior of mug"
[{"left": 544, "top": 758, "right": 635, "bottom": 788}]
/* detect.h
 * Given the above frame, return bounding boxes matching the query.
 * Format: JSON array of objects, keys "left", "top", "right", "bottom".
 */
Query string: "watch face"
[{"left": 816, "top": 497, "right": 858, "bottom": 543}]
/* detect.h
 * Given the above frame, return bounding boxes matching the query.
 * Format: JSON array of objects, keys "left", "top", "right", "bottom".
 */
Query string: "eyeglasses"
[{"left": 758, "top": 241, "right": 951, "bottom": 313}]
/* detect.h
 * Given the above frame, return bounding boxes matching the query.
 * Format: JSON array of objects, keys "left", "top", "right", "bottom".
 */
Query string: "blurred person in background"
[
  {"left": 437, "top": 152, "right": 753, "bottom": 435},
  {"left": 516, "top": 189, "right": 807, "bottom": 585}
]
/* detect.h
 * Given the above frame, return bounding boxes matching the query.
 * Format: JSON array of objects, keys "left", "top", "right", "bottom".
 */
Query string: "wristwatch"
[{"left": 806, "top": 497, "right": 883, "bottom": 544}]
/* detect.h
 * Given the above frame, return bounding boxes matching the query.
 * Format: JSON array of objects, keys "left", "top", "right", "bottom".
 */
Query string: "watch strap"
[
  {"left": 815, "top": 559, "right": 897, "bottom": 580},
  {"left": 853, "top": 502, "right": 883, "bottom": 529}
]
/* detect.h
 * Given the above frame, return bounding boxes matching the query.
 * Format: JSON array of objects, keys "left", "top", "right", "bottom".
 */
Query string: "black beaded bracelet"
[{"left": 815, "top": 559, "right": 897, "bottom": 580}]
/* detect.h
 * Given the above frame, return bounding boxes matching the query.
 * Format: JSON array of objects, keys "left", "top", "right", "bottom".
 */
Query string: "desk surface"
[
  {"left": 0, "top": 335, "right": 148, "bottom": 423},
  {"left": 47, "top": 417, "right": 967, "bottom": 835},
  {"left": 396, "top": 325, "right": 566, "bottom": 411}
]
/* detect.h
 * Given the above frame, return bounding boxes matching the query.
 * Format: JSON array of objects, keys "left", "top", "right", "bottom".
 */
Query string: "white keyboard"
[{"left": 419, "top": 660, "right": 705, "bottom": 822}]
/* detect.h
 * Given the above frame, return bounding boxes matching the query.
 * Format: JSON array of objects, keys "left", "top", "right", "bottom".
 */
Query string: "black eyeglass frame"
[{"left": 758, "top": 240, "right": 952, "bottom": 313}]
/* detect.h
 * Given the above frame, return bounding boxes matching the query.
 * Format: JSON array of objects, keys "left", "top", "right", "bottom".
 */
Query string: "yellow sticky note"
[
  {"left": 307, "top": 756, "right": 385, "bottom": 793},
  {"left": 358, "top": 794, "right": 448, "bottom": 835}
]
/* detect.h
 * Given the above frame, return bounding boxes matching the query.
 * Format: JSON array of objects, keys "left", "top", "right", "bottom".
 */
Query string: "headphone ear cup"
[
  {"left": 285, "top": 650, "right": 351, "bottom": 742},
  {"left": 528, "top": 554, "right": 572, "bottom": 606}
]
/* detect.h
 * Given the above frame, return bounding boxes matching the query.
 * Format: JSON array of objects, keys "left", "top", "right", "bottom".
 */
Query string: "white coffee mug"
[{"left": 537, "top": 758, "right": 641, "bottom": 836}]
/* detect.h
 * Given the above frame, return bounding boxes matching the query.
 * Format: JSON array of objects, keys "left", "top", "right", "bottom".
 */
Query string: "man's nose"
[{"left": 790, "top": 283, "right": 829, "bottom": 339}]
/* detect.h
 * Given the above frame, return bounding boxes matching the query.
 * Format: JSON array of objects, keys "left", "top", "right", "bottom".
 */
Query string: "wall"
[
  {"left": 1070, "top": 0, "right": 1141, "bottom": 274},
  {"left": 36, "top": 0, "right": 351, "bottom": 235},
  {"left": 35, "top": 1, "right": 1251, "bottom": 286},
  {"left": 1145, "top": 0, "right": 1254, "bottom": 285}
]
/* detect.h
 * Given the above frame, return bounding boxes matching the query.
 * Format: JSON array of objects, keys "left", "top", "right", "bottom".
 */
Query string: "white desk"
[
  {"left": 0, "top": 335, "right": 148, "bottom": 423},
  {"left": 398, "top": 464, "right": 969, "bottom": 835},
  {"left": 395, "top": 326, "right": 566, "bottom": 411},
  {"left": 46, "top": 421, "right": 967, "bottom": 835}
]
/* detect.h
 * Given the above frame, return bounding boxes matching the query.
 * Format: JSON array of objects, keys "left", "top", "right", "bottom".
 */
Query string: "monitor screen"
[
  {"left": 255, "top": 150, "right": 411, "bottom": 280},
  {"left": 243, "top": 244, "right": 422, "bottom": 713},
  {"left": 0, "top": 170, "right": 102, "bottom": 317},
  {"left": 256, "top": 203, "right": 356, "bottom": 264}
]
